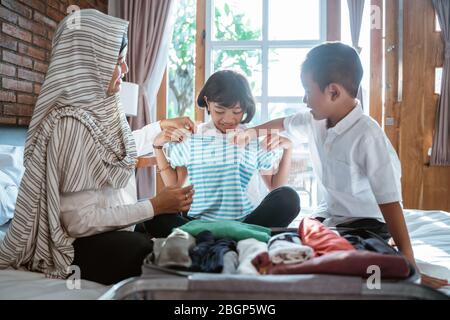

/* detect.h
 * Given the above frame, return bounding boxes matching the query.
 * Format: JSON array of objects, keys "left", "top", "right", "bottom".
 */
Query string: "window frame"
[{"left": 204, "top": 0, "right": 328, "bottom": 122}]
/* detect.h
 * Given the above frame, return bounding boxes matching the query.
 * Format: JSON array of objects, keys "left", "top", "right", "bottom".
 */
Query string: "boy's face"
[{"left": 301, "top": 72, "right": 335, "bottom": 121}]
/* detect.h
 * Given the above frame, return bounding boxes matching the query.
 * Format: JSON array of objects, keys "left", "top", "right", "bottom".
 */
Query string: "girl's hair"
[{"left": 197, "top": 70, "right": 256, "bottom": 124}]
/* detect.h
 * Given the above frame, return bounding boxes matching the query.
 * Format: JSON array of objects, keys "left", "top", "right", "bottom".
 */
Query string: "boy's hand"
[
  {"left": 160, "top": 116, "right": 197, "bottom": 133},
  {"left": 153, "top": 128, "right": 192, "bottom": 147},
  {"left": 420, "top": 273, "right": 449, "bottom": 289},
  {"left": 260, "top": 133, "right": 292, "bottom": 151},
  {"left": 230, "top": 129, "right": 257, "bottom": 147}
]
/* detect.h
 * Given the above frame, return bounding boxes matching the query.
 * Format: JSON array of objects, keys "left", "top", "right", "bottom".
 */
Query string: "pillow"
[{"left": 0, "top": 145, "right": 25, "bottom": 225}]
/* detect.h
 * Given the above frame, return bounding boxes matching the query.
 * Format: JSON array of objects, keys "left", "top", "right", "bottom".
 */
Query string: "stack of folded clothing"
[{"left": 148, "top": 218, "right": 411, "bottom": 279}]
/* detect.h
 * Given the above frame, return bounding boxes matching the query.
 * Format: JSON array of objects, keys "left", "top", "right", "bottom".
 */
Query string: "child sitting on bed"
[
  {"left": 231, "top": 42, "right": 448, "bottom": 289},
  {"left": 150, "top": 70, "right": 300, "bottom": 234}
]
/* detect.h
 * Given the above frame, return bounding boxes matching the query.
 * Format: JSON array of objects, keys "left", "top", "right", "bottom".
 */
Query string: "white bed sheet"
[
  {"left": 404, "top": 209, "right": 450, "bottom": 296},
  {"left": 0, "top": 209, "right": 449, "bottom": 299}
]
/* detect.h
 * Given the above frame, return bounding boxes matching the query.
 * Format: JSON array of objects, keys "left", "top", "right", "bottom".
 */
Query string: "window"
[
  {"left": 205, "top": 0, "right": 327, "bottom": 213},
  {"left": 436, "top": 12, "right": 441, "bottom": 32},
  {"left": 435, "top": 67, "right": 442, "bottom": 95},
  {"left": 167, "top": 0, "right": 197, "bottom": 119}
]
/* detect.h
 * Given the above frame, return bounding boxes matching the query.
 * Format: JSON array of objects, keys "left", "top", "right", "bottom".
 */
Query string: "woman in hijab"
[{"left": 0, "top": 9, "right": 195, "bottom": 285}]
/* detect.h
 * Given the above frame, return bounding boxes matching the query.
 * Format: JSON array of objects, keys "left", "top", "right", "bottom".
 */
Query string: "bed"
[{"left": 0, "top": 125, "right": 449, "bottom": 299}]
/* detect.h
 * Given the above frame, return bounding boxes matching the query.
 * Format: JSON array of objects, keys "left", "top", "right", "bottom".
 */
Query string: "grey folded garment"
[
  {"left": 268, "top": 232, "right": 313, "bottom": 265},
  {"left": 222, "top": 251, "right": 239, "bottom": 274},
  {"left": 156, "top": 228, "right": 196, "bottom": 268}
]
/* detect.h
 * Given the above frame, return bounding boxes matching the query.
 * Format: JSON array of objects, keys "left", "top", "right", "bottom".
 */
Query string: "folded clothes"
[
  {"left": 236, "top": 238, "right": 268, "bottom": 275},
  {"left": 222, "top": 251, "right": 239, "bottom": 274},
  {"left": 252, "top": 250, "right": 411, "bottom": 279},
  {"left": 299, "top": 217, "right": 355, "bottom": 256},
  {"left": 190, "top": 230, "right": 237, "bottom": 273},
  {"left": 268, "top": 232, "right": 313, "bottom": 265},
  {"left": 180, "top": 220, "right": 271, "bottom": 242},
  {"left": 157, "top": 228, "right": 196, "bottom": 269}
]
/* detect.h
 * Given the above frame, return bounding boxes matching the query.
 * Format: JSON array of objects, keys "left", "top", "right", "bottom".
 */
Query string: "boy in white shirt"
[{"left": 233, "top": 42, "right": 447, "bottom": 288}]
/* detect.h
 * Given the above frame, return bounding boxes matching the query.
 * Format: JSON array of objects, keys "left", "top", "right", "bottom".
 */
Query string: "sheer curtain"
[{"left": 109, "top": 0, "right": 177, "bottom": 198}]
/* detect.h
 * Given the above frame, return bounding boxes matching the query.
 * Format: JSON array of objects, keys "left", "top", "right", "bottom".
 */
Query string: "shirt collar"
[{"left": 328, "top": 101, "right": 363, "bottom": 135}]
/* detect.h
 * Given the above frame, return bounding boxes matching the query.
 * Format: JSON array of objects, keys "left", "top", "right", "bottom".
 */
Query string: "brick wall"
[{"left": 0, "top": 0, "right": 108, "bottom": 126}]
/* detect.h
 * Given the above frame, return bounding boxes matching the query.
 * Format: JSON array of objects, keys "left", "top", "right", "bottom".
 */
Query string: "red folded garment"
[
  {"left": 298, "top": 217, "right": 355, "bottom": 256},
  {"left": 252, "top": 250, "right": 411, "bottom": 279}
]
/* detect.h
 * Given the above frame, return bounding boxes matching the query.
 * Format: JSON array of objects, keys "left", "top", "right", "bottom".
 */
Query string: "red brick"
[
  {"left": 32, "top": 35, "right": 52, "bottom": 50},
  {"left": 4, "top": 103, "right": 34, "bottom": 116},
  {"left": 0, "top": 90, "right": 16, "bottom": 102},
  {"left": 17, "top": 117, "right": 31, "bottom": 126},
  {"left": 1, "top": 0, "right": 32, "bottom": 19},
  {"left": 0, "top": 62, "right": 16, "bottom": 77},
  {"left": 18, "top": 0, "right": 46, "bottom": 14},
  {"left": 47, "top": 6, "right": 65, "bottom": 23},
  {"left": 17, "top": 94, "right": 36, "bottom": 105},
  {"left": 0, "top": 33, "right": 18, "bottom": 51},
  {"left": 33, "top": 61, "right": 48, "bottom": 73},
  {"left": 48, "top": 0, "right": 60, "bottom": 10},
  {"left": 34, "top": 83, "right": 41, "bottom": 94},
  {"left": 2, "top": 51, "right": 33, "bottom": 68},
  {"left": 0, "top": 117, "right": 17, "bottom": 125},
  {"left": 0, "top": 6, "right": 18, "bottom": 23},
  {"left": 18, "top": 68, "right": 45, "bottom": 83},
  {"left": 2, "top": 23, "right": 32, "bottom": 42},
  {"left": 34, "top": 11, "right": 57, "bottom": 29},
  {"left": 18, "top": 16, "right": 47, "bottom": 37},
  {"left": 18, "top": 43, "right": 46, "bottom": 61},
  {"left": 2, "top": 78, "right": 33, "bottom": 93}
]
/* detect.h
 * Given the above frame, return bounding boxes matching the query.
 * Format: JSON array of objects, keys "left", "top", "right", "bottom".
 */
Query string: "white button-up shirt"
[{"left": 284, "top": 104, "right": 402, "bottom": 223}]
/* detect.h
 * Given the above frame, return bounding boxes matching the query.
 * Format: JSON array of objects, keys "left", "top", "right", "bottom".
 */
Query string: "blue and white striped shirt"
[{"left": 163, "top": 134, "right": 282, "bottom": 221}]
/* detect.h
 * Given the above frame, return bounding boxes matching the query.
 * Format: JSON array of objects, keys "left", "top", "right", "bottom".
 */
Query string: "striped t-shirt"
[{"left": 163, "top": 135, "right": 282, "bottom": 221}]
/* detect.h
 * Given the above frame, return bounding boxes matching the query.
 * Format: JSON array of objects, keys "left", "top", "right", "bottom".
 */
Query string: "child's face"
[
  {"left": 207, "top": 101, "right": 244, "bottom": 133},
  {"left": 301, "top": 72, "right": 336, "bottom": 121}
]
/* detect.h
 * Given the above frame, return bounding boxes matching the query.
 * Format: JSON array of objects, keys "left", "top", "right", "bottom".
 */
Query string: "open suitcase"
[
  {"left": 99, "top": 268, "right": 448, "bottom": 300},
  {"left": 99, "top": 225, "right": 449, "bottom": 300}
]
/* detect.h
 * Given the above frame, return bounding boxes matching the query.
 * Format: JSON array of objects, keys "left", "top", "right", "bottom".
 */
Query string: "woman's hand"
[
  {"left": 160, "top": 116, "right": 197, "bottom": 134},
  {"left": 260, "top": 133, "right": 292, "bottom": 151},
  {"left": 150, "top": 185, "right": 194, "bottom": 215},
  {"left": 153, "top": 127, "right": 192, "bottom": 147}
]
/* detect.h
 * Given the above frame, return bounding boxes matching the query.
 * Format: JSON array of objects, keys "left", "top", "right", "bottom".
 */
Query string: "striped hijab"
[{"left": 0, "top": 10, "right": 137, "bottom": 278}]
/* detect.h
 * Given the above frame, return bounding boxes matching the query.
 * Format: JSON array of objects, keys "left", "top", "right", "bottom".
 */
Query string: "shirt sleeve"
[
  {"left": 60, "top": 190, "right": 154, "bottom": 238},
  {"left": 361, "top": 135, "right": 402, "bottom": 204},
  {"left": 256, "top": 146, "right": 283, "bottom": 170},
  {"left": 283, "top": 110, "right": 312, "bottom": 139},
  {"left": 163, "top": 139, "right": 191, "bottom": 168},
  {"left": 132, "top": 121, "right": 162, "bottom": 156}
]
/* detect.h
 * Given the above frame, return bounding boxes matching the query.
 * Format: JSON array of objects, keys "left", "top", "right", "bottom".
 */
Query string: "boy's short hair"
[{"left": 301, "top": 42, "right": 363, "bottom": 98}]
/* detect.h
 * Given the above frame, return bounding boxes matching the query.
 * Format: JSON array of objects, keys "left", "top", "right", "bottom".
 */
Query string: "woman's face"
[
  {"left": 206, "top": 99, "right": 244, "bottom": 133},
  {"left": 107, "top": 47, "right": 128, "bottom": 96}
]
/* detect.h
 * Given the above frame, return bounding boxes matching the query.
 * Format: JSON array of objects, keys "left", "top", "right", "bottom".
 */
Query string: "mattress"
[{"left": 0, "top": 209, "right": 449, "bottom": 299}]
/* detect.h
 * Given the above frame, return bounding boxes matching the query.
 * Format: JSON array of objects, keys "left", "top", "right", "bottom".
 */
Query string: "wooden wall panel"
[
  {"left": 400, "top": 0, "right": 450, "bottom": 211},
  {"left": 370, "top": 0, "right": 383, "bottom": 126}
]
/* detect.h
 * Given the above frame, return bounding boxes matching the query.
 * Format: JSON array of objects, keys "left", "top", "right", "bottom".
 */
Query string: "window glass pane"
[
  {"left": 435, "top": 68, "right": 442, "bottom": 95},
  {"left": 268, "top": 48, "right": 308, "bottom": 97},
  {"left": 436, "top": 13, "right": 441, "bottom": 32},
  {"left": 213, "top": 0, "right": 262, "bottom": 41},
  {"left": 212, "top": 49, "right": 262, "bottom": 96},
  {"left": 247, "top": 102, "right": 262, "bottom": 127},
  {"left": 268, "top": 103, "right": 317, "bottom": 212},
  {"left": 269, "top": 0, "right": 321, "bottom": 40},
  {"left": 167, "top": 0, "right": 196, "bottom": 119}
]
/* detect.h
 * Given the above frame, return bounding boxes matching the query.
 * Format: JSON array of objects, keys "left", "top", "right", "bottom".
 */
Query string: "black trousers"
[
  {"left": 137, "top": 186, "right": 301, "bottom": 238},
  {"left": 72, "top": 231, "right": 153, "bottom": 285}
]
